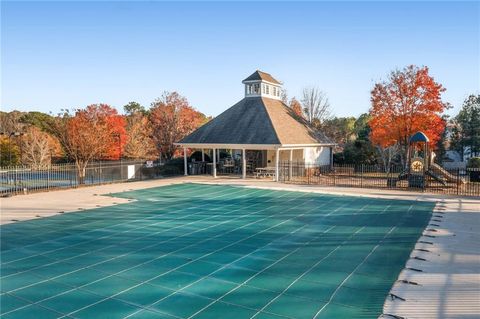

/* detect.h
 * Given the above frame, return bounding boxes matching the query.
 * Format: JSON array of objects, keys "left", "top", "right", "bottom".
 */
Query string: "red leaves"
[{"left": 369, "top": 65, "right": 447, "bottom": 149}]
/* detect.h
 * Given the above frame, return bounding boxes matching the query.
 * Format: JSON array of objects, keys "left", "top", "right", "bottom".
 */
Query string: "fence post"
[
  {"left": 14, "top": 166, "right": 18, "bottom": 195},
  {"left": 360, "top": 164, "right": 363, "bottom": 188},
  {"left": 457, "top": 168, "right": 460, "bottom": 196},
  {"left": 120, "top": 159, "right": 123, "bottom": 181},
  {"left": 305, "top": 164, "right": 310, "bottom": 185},
  {"left": 333, "top": 165, "right": 336, "bottom": 186}
]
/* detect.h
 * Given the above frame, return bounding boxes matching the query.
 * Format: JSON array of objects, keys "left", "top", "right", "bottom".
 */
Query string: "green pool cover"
[{"left": 0, "top": 183, "right": 434, "bottom": 318}]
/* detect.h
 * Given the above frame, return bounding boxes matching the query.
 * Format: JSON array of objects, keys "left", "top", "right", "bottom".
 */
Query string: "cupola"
[{"left": 242, "top": 70, "right": 282, "bottom": 100}]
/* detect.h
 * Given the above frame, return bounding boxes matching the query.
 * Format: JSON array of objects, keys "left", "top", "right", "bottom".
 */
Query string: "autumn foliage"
[
  {"left": 289, "top": 98, "right": 304, "bottom": 118},
  {"left": 51, "top": 104, "right": 127, "bottom": 183},
  {"left": 150, "top": 92, "right": 207, "bottom": 160},
  {"left": 369, "top": 65, "right": 448, "bottom": 154},
  {"left": 103, "top": 114, "right": 127, "bottom": 160},
  {"left": 124, "top": 112, "right": 156, "bottom": 160}
]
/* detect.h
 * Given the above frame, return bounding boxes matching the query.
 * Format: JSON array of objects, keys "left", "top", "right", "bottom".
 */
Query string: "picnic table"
[{"left": 255, "top": 167, "right": 276, "bottom": 179}]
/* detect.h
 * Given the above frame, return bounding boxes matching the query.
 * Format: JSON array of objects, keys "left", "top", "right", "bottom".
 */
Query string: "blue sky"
[{"left": 1, "top": 1, "right": 479, "bottom": 117}]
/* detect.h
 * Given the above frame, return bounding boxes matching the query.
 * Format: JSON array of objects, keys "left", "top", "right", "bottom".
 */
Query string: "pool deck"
[{"left": 1, "top": 176, "right": 479, "bottom": 319}]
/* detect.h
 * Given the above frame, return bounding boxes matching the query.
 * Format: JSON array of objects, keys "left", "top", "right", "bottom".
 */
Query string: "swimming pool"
[{"left": 0, "top": 183, "right": 434, "bottom": 318}]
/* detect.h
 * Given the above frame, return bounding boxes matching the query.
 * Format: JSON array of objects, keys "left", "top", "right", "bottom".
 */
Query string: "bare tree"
[
  {"left": 280, "top": 89, "right": 289, "bottom": 104},
  {"left": 20, "top": 126, "right": 52, "bottom": 169},
  {"left": 376, "top": 143, "right": 401, "bottom": 173},
  {"left": 301, "top": 87, "right": 331, "bottom": 127},
  {"left": 0, "top": 111, "right": 24, "bottom": 133}
]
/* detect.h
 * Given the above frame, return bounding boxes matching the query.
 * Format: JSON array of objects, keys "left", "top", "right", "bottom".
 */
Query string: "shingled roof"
[
  {"left": 178, "top": 97, "right": 333, "bottom": 146},
  {"left": 242, "top": 70, "right": 281, "bottom": 85}
]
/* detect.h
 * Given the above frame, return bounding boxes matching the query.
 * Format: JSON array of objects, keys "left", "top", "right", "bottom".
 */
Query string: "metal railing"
[
  {"left": 278, "top": 162, "right": 480, "bottom": 197},
  {"left": 0, "top": 160, "right": 164, "bottom": 196}
]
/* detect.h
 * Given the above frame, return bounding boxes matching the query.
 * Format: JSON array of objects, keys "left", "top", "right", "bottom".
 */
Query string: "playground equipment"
[{"left": 398, "top": 131, "right": 464, "bottom": 188}]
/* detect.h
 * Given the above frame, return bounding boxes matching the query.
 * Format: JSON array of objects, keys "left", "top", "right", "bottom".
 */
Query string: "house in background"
[{"left": 175, "top": 70, "right": 334, "bottom": 180}]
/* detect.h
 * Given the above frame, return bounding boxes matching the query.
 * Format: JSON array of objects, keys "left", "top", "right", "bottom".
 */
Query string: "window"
[
  {"left": 273, "top": 87, "right": 277, "bottom": 96},
  {"left": 253, "top": 83, "right": 260, "bottom": 94},
  {"left": 266, "top": 85, "right": 269, "bottom": 94},
  {"left": 262, "top": 84, "right": 266, "bottom": 94}
]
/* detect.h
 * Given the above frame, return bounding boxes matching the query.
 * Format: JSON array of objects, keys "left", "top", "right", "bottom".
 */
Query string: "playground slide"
[
  {"left": 430, "top": 163, "right": 465, "bottom": 184},
  {"left": 425, "top": 170, "right": 447, "bottom": 186}
]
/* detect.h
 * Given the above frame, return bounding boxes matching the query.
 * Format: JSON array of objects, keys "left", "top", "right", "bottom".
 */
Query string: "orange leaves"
[
  {"left": 104, "top": 115, "right": 127, "bottom": 160},
  {"left": 63, "top": 104, "right": 127, "bottom": 161},
  {"left": 150, "top": 92, "right": 207, "bottom": 159},
  {"left": 369, "top": 65, "right": 447, "bottom": 149},
  {"left": 289, "top": 98, "right": 303, "bottom": 118}
]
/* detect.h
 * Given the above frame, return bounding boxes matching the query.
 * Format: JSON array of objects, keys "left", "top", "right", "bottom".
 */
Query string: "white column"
[
  {"left": 275, "top": 148, "right": 280, "bottom": 182},
  {"left": 242, "top": 149, "right": 246, "bottom": 179},
  {"left": 212, "top": 148, "right": 217, "bottom": 178},
  {"left": 289, "top": 149, "right": 293, "bottom": 180},
  {"left": 201, "top": 149, "right": 205, "bottom": 162},
  {"left": 183, "top": 147, "right": 188, "bottom": 176},
  {"left": 330, "top": 146, "right": 334, "bottom": 170}
]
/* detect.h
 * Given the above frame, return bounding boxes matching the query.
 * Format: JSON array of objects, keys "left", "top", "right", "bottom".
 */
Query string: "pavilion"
[{"left": 174, "top": 70, "right": 334, "bottom": 181}]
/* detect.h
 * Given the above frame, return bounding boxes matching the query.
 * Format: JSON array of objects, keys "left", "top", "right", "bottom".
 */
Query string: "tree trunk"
[{"left": 76, "top": 161, "right": 87, "bottom": 185}]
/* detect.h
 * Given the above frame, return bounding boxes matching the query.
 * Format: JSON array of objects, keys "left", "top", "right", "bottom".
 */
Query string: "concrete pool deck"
[{"left": 1, "top": 176, "right": 479, "bottom": 318}]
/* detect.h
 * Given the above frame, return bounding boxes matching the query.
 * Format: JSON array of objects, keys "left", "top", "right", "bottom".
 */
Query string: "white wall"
[
  {"left": 304, "top": 147, "right": 331, "bottom": 165},
  {"left": 266, "top": 147, "right": 331, "bottom": 166},
  {"left": 278, "top": 149, "right": 304, "bottom": 162}
]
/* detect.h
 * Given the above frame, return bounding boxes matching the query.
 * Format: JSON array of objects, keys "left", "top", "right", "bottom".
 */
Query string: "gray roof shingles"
[{"left": 179, "top": 97, "right": 333, "bottom": 146}]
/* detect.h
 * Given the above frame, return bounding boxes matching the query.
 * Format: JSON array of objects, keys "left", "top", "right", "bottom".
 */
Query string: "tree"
[
  {"left": 124, "top": 112, "right": 156, "bottom": 159},
  {"left": 322, "top": 117, "right": 356, "bottom": 148},
  {"left": 149, "top": 92, "right": 207, "bottom": 160},
  {"left": 288, "top": 97, "right": 303, "bottom": 118},
  {"left": 281, "top": 89, "right": 289, "bottom": 105},
  {"left": 0, "top": 111, "right": 64, "bottom": 166},
  {"left": 353, "top": 113, "right": 371, "bottom": 141},
  {"left": 369, "top": 65, "right": 448, "bottom": 166},
  {"left": 19, "top": 112, "right": 55, "bottom": 132},
  {"left": 301, "top": 87, "right": 331, "bottom": 127},
  {"left": 0, "top": 111, "right": 23, "bottom": 133},
  {"left": 103, "top": 114, "right": 127, "bottom": 160},
  {"left": 0, "top": 136, "right": 20, "bottom": 166},
  {"left": 376, "top": 144, "right": 401, "bottom": 172},
  {"left": 49, "top": 104, "right": 127, "bottom": 184},
  {"left": 19, "top": 126, "right": 57, "bottom": 169},
  {"left": 123, "top": 101, "right": 146, "bottom": 116},
  {"left": 435, "top": 114, "right": 450, "bottom": 162},
  {"left": 450, "top": 94, "right": 480, "bottom": 160},
  {"left": 334, "top": 140, "right": 377, "bottom": 165}
]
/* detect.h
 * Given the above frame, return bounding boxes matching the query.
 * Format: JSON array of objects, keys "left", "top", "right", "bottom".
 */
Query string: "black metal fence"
[
  {"left": 0, "top": 160, "right": 166, "bottom": 196},
  {"left": 278, "top": 162, "right": 480, "bottom": 197}
]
